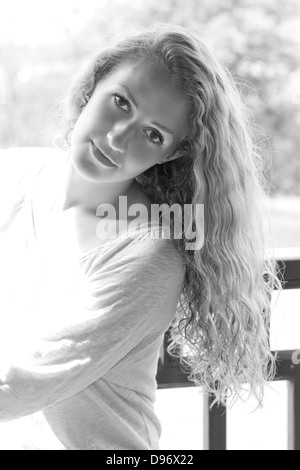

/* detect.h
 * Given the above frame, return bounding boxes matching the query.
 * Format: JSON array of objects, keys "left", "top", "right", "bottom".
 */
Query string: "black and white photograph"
[{"left": 0, "top": 0, "right": 299, "bottom": 452}]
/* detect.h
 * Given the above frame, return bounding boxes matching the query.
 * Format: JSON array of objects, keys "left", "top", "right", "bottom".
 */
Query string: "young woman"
[{"left": 0, "top": 23, "right": 282, "bottom": 450}]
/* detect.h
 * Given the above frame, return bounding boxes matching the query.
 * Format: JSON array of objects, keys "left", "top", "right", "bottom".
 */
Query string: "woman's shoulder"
[
  {"left": 85, "top": 220, "right": 186, "bottom": 286},
  {"left": 83, "top": 181, "right": 185, "bottom": 272}
]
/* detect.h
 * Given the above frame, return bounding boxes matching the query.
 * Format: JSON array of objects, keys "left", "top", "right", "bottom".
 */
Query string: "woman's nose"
[{"left": 107, "top": 123, "right": 132, "bottom": 154}]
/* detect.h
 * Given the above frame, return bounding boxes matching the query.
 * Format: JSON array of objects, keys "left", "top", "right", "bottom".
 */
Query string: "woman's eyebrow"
[
  {"left": 120, "top": 84, "right": 174, "bottom": 136},
  {"left": 151, "top": 122, "right": 174, "bottom": 136},
  {"left": 120, "top": 84, "right": 138, "bottom": 108}
]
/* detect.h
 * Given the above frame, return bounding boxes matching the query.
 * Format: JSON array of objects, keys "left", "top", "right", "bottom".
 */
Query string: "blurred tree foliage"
[{"left": 1, "top": 0, "right": 300, "bottom": 195}]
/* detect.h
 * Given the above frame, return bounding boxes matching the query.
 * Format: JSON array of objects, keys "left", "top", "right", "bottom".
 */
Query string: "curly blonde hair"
[{"left": 57, "top": 23, "right": 283, "bottom": 407}]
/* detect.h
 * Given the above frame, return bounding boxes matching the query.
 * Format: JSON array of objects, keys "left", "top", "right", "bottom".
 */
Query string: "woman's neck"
[{"left": 61, "top": 155, "right": 138, "bottom": 216}]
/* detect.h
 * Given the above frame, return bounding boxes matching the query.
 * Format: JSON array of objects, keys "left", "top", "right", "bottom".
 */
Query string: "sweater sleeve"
[
  {"left": 0, "top": 234, "right": 185, "bottom": 421},
  {"left": 0, "top": 147, "right": 55, "bottom": 232}
]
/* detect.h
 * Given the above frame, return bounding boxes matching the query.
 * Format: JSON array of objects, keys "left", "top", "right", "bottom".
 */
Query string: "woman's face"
[{"left": 70, "top": 60, "right": 190, "bottom": 183}]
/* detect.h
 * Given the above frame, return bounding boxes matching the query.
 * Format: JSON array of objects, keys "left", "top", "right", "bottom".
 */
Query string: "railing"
[{"left": 156, "top": 248, "right": 300, "bottom": 450}]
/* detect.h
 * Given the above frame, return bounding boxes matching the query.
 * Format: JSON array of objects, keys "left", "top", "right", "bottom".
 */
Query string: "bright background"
[{"left": 0, "top": 0, "right": 300, "bottom": 450}]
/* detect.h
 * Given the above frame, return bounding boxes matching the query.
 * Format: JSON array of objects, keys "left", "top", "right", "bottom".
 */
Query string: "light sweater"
[{"left": 0, "top": 147, "right": 185, "bottom": 450}]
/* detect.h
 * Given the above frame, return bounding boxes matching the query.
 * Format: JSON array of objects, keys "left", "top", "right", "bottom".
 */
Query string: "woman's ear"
[
  {"left": 157, "top": 139, "right": 189, "bottom": 165},
  {"left": 157, "top": 151, "right": 182, "bottom": 165}
]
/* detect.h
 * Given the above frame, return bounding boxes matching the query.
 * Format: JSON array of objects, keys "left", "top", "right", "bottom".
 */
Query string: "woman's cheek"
[
  {"left": 96, "top": 107, "right": 119, "bottom": 135},
  {"left": 132, "top": 151, "right": 158, "bottom": 174}
]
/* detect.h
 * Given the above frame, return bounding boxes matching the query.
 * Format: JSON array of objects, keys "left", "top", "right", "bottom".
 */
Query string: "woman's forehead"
[{"left": 106, "top": 60, "right": 181, "bottom": 96}]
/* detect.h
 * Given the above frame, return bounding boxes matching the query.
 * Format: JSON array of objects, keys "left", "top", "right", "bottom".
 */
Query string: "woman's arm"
[{"left": 0, "top": 235, "right": 185, "bottom": 421}]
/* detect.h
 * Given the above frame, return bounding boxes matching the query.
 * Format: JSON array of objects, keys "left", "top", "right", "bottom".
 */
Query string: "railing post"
[
  {"left": 288, "top": 377, "right": 300, "bottom": 450},
  {"left": 156, "top": 255, "right": 300, "bottom": 449},
  {"left": 203, "top": 393, "right": 227, "bottom": 450}
]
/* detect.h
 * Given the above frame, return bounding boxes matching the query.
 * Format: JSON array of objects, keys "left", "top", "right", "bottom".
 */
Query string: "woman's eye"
[
  {"left": 114, "top": 94, "right": 130, "bottom": 112},
  {"left": 146, "top": 129, "right": 164, "bottom": 145}
]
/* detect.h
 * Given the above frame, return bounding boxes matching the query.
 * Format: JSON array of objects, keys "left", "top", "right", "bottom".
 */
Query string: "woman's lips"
[{"left": 90, "top": 141, "right": 117, "bottom": 167}]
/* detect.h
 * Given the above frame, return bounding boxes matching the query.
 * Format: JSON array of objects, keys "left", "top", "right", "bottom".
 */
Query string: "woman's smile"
[{"left": 90, "top": 141, "right": 118, "bottom": 168}]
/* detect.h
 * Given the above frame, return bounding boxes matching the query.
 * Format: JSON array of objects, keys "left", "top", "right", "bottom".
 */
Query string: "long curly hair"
[{"left": 56, "top": 23, "right": 283, "bottom": 407}]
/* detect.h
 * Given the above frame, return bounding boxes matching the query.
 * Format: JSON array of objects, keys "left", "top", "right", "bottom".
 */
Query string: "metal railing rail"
[{"left": 157, "top": 251, "right": 300, "bottom": 451}]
